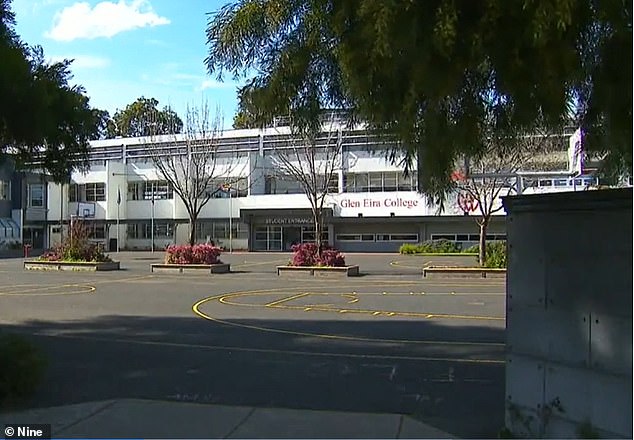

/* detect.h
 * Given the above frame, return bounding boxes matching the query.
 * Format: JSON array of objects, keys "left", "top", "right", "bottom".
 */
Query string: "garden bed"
[
  {"left": 24, "top": 260, "right": 120, "bottom": 271},
  {"left": 422, "top": 266, "right": 506, "bottom": 278},
  {"left": 277, "top": 265, "right": 360, "bottom": 277},
  {"left": 150, "top": 263, "right": 230, "bottom": 274}
]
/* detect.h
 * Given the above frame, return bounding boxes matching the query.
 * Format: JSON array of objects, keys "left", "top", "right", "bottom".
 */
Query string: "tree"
[
  {"left": 453, "top": 127, "right": 568, "bottom": 266},
  {"left": 110, "top": 97, "right": 183, "bottom": 138},
  {"left": 1, "top": 0, "right": 99, "bottom": 182},
  {"left": 147, "top": 104, "right": 249, "bottom": 246},
  {"left": 206, "top": 1, "right": 632, "bottom": 202},
  {"left": 268, "top": 116, "right": 342, "bottom": 256}
]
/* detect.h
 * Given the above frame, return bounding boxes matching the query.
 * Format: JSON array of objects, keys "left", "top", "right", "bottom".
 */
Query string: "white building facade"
[{"left": 42, "top": 125, "right": 607, "bottom": 253}]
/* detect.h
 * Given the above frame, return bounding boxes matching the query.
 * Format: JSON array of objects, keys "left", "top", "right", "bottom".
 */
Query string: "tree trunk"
[
  {"left": 189, "top": 214, "right": 197, "bottom": 246},
  {"left": 478, "top": 220, "right": 488, "bottom": 267},
  {"left": 313, "top": 209, "right": 323, "bottom": 256}
]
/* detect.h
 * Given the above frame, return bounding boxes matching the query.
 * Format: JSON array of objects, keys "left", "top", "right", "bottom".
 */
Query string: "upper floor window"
[
  {"left": 69, "top": 183, "right": 106, "bottom": 202},
  {"left": 265, "top": 176, "right": 304, "bottom": 195},
  {"left": 28, "top": 183, "right": 44, "bottom": 207},
  {"left": 0, "top": 181, "right": 10, "bottom": 200},
  {"left": 344, "top": 172, "right": 416, "bottom": 192},
  {"left": 128, "top": 181, "right": 173, "bottom": 201},
  {"left": 208, "top": 178, "right": 248, "bottom": 198}
]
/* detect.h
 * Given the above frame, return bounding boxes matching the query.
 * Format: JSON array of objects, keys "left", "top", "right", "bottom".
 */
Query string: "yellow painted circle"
[
  {"left": 0, "top": 283, "right": 96, "bottom": 296},
  {"left": 192, "top": 286, "right": 505, "bottom": 359}
]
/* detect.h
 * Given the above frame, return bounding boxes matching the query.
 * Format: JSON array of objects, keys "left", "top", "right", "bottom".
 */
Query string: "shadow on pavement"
[{"left": 0, "top": 315, "right": 505, "bottom": 438}]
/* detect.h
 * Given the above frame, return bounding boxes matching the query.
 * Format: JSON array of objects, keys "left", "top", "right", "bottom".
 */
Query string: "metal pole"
[
  {"left": 151, "top": 193, "right": 155, "bottom": 253},
  {"left": 116, "top": 185, "right": 120, "bottom": 253},
  {"left": 229, "top": 188, "right": 233, "bottom": 253}
]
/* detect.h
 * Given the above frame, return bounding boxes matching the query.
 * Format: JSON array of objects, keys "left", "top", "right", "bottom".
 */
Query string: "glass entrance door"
[
  {"left": 253, "top": 226, "right": 282, "bottom": 251},
  {"left": 283, "top": 227, "right": 301, "bottom": 251}
]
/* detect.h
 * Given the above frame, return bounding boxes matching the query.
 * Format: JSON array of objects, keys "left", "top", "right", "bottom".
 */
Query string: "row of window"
[
  {"left": 430, "top": 234, "right": 507, "bottom": 242},
  {"left": 523, "top": 177, "right": 599, "bottom": 188},
  {"left": 344, "top": 172, "right": 417, "bottom": 193},
  {"left": 127, "top": 222, "right": 175, "bottom": 239},
  {"left": 195, "top": 221, "right": 249, "bottom": 240},
  {"left": 336, "top": 233, "right": 419, "bottom": 242},
  {"left": 69, "top": 183, "right": 106, "bottom": 202}
]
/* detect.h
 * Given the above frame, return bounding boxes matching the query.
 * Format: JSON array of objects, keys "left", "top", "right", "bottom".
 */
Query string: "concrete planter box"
[
  {"left": 150, "top": 263, "right": 230, "bottom": 274},
  {"left": 277, "top": 265, "right": 360, "bottom": 277},
  {"left": 422, "top": 266, "right": 506, "bottom": 278},
  {"left": 24, "top": 260, "right": 120, "bottom": 271}
]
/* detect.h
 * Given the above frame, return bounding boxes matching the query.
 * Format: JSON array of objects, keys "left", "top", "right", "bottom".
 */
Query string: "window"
[
  {"left": 319, "top": 174, "right": 339, "bottom": 193},
  {"left": 361, "top": 234, "right": 375, "bottom": 241},
  {"left": 390, "top": 234, "right": 418, "bottom": 242},
  {"left": 369, "top": 172, "right": 383, "bottom": 192},
  {"left": 0, "top": 181, "right": 10, "bottom": 200},
  {"left": 195, "top": 221, "right": 248, "bottom": 240},
  {"left": 397, "top": 173, "right": 416, "bottom": 191},
  {"left": 69, "top": 184, "right": 80, "bottom": 202},
  {"left": 143, "top": 181, "right": 173, "bottom": 200},
  {"left": 85, "top": 183, "right": 106, "bottom": 201},
  {"left": 128, "top": 182, "right": 142, "bottom": 200},
  {"left": 88, "top": 224, "right": 106, "bottom": 239},
  {"left": 209, "top": 178, "right": 248, "bottom": 198},
  {"left": 383, "top": 172, "right": 397, "bottom": 192},
  {"left": 336, "top": 234, "right": 362, "bottom": 241},
  {"left": 344, "top": 172, "right": 416, "bottom": 193},
  {"left": 127, "top": 222, "right": 174, "bottom": 239},
  {"left": 28, "top": 184, "right": 44, "bottom": 207},
  {"left": 264, "top": 176, "right": 303, "bottom": 194}
]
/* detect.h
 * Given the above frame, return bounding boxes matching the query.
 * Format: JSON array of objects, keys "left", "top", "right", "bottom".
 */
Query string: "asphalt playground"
[{"left": 0, "top": 252, "right": 506, "bottom": 438}]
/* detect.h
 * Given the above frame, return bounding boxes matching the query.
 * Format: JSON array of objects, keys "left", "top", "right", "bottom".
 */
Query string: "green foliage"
[
  {"left": 107, "top": 97, "right": 183, "bottom": 138},
  {"left": 399, "top": 239, "right": 462, "bottom": 254},
  {"left": 483, "top": 241, "right": 507, "bottom": 268},
  {"left": 462, "top": 244, "right": 480, "bottom": 254},
  {"left": 0, "top": 333, "right": 46, "bottom": 407},
  {"left": 1, "top": 0, "right": 99, "bottom": 182},
  {"left": 206, "top": 0, "right": 632, "bottom": 201},
  {"left": 40, "top": 221, "right": 111, "bottom": 263}
]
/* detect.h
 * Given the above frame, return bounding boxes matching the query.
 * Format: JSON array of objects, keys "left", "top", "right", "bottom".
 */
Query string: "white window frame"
[{"left": 28, "top": 183, "right": 44, "bottom": 208}]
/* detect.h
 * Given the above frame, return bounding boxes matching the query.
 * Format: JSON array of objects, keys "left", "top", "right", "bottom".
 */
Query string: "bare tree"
[
  {"left": 268, "top": 117, "right": 342, "bottom": 256},
  {"left": 454, "top": 129, "right": 568, "bottom": 266},
  {"left": 147, "top": 104, "right": 251, "bottom": 246}
]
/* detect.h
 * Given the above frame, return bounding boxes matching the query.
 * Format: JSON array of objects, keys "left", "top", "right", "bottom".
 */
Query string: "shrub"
[
  {"left": 484, "top": 241, "right": 507, "bottom": 268},
  {"left": 39, "top": 221, "right": 111, "bottom": 263},
  {"left": 462, "top": 244, "right": 480, "bottom": 254},
  {"left": 290, "top": 243, "right": 346, "bottom": 267},
  {"left": 458, "top": 241, "right": 507, "bottom": 267},
  {"left": 165, "top": 244, "right": 222, "bottom": 265},
  {"left": 399, "top": 243, "right": 418, "bottom": 254},
  {"left": 398, "top": 239, "right": 461, "bottom": 254},
  {"left": 0, "top": 333, "right": 46, "bottom": 407}
]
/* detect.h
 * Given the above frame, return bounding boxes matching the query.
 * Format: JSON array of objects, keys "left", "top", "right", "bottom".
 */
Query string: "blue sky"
[{"left": 12, "top": 0, "right": 245, "bottom": 127}]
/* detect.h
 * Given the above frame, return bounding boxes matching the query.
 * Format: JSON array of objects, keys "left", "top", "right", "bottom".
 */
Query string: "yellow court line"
[
  {"left": 35, "top": 332, "right": 504, "bottom": 364},
  {"left": 192, "top": 290, "right": 505, "bottom": 348},
  {"left": 0, "top": 284, "right": 96, "bottom": 296},
  {"left": 264, "top": 292, "right": 311, "bottom": 307}
]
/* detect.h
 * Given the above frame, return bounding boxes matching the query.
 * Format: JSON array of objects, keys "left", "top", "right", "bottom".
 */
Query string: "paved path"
[
  {"left": 0, "top": 252, "right": 505, "bottom": 438},
  {"left": 1, "top": 399, "right": 454, "bottom": 439}
]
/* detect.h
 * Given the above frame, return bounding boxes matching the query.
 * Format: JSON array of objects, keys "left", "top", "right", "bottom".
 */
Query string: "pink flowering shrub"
[
  {"left": 290, "top": 243, "right": 346, "bottom": 267},
  {"left": 165, "top": 244, "right": 222, "bottom": 265},
  {"left": 39, "top": 221, "right": 110, "bottom": 262}
]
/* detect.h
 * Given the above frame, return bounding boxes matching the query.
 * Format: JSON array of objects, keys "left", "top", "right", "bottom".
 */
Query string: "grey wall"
[{"left": 503, "top": 189, "right": 632, "bottom": 438}]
